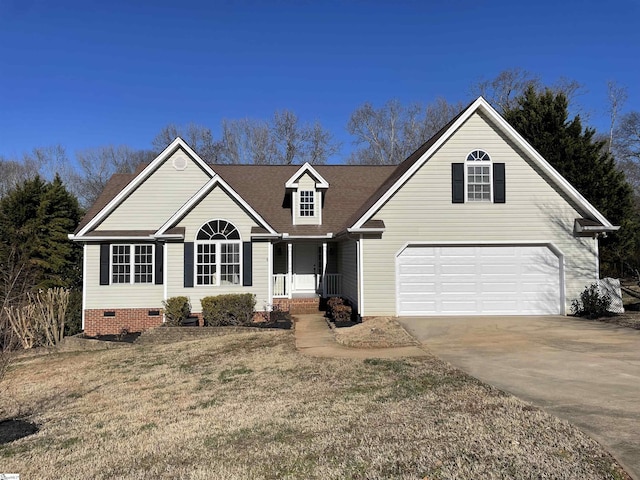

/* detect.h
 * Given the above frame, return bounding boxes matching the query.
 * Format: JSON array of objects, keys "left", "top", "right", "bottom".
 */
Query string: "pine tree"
[{"left": 504, "top": 86, "right": 637, "bottom": 275}]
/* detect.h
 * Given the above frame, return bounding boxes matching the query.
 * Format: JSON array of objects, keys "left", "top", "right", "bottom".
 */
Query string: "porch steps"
[
  {"left": 135, "top": 326, "right": 257, "bottom": 345},
  {"left": 273, "top": 297, "right": 322, "bottom": 315}
]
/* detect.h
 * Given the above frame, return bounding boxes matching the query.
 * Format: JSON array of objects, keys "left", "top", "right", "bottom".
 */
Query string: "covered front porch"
[{"left": 271, "top": 240, "right": 342, "bottom": 299}]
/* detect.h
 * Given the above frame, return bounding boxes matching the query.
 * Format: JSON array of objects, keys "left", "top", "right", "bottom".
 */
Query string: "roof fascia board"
[
  {"left": 76, "top": 137, "right": 215, "bottom": 237},
  {"left": 352, "top": 97, "right": 615, "bottom": 229},
  {"left": 69, "top": 234, "right": 156, "bottom": 242},
  {"left": 281, "top": 233, "right": 333, "bottom": 239},
  {"left": 346, "top": 228, "right": 385, "bottom": 234},
  {"left": 155, "top": 175, "right": 278, "bottom": 237},
  {"left": 285, "top": 162, "right": 330, "bottom": 189}
]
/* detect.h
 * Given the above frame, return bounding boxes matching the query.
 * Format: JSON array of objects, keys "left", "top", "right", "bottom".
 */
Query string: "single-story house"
[{"left": 70, "top": 97, "right": 618, "bottom": 336}]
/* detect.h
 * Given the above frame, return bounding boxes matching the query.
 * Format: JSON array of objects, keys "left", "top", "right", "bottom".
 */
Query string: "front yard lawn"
[{"left": 0, "top": 330, "right": 630, "bottom": 479}]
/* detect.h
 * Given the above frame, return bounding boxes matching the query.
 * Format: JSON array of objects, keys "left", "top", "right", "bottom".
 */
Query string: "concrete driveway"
[{"left": 398, "top": 316, "right": 640, "bottom": 480}]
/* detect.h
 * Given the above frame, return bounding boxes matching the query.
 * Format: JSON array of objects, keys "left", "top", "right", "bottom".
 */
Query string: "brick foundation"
[
  {"left": 84, "top": 309, "right": 269, "bottom": 335},
  {"left": 272, "top": 297, "right": 321, "bottom": 315},
  {"left": 84, "top": 308, "right": 164, "bottom": 336}
]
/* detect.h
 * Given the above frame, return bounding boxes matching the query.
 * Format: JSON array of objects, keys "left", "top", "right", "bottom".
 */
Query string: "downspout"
[
  {"left": 82, "top": 243, "right": 87, "bottom": 331},
  {"left": 358, "top": 234, "right": 364, "bottom": 318},
  {"left": 163, "top": 242, "right": 168, "bottom": 324}
]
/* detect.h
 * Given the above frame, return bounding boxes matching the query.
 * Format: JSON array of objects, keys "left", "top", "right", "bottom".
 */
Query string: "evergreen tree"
[
  {"left": 0, "top": 176, "right": 83, "bottom": 333},
  {"left": 504, "top": 86, "right": 637, "bottom": 275}
]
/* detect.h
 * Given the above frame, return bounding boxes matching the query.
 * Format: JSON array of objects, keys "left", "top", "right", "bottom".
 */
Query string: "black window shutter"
[
  {"left": 155, "top": 243, "right": 164, "bottom": 285},
  {"left": 184, "top": 242, "right": 194, "bottom": 288},
  {"left": 452, "top": 163, "right": 465, "bottom": 203},
  {"left": 243, "top": 242, "right": 252, "bottom": 287},
  {"left": 493, "top": 163, "right": 506, "bottom": 203},
  {"left": 99, "top": 244, "right": 110, "bottom": 285}
]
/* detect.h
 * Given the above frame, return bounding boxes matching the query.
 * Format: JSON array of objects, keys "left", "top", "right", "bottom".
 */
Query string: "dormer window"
[
  {"left": 286, "top": 162, "right": 329, "bottom": 226},
  {"left": 466, "top": 150, "right": 491, "bottom": 202},
  {"left": 299, "top": 190, "right": 315, "bottom": 217}
]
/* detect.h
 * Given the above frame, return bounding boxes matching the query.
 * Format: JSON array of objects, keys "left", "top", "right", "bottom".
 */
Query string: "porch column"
[
  {"left": 268, "top": 242, "right": 273, "bottom": 305},
  {"left": 287, "top": 242, "right": 293, "bottom": 299},
  {"left": 322, "top": 242, "right": 327, "bottom": 297}
]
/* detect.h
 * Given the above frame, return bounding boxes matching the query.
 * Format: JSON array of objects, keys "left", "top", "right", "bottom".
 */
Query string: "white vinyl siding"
[
  {"left": 85, "top": 244, "right": 163, "bottom": 309},
  {"left": 362, "top": 111, "right": 597, "bottom": 316},
  {"left": 98, "top": 149, "right": 210, "bottom": 230}
]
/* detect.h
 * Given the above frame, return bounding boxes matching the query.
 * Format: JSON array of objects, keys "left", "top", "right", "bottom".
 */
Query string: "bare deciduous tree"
[
  {"left": 471, "top": 68, "right": 585, "bottom": 116},
  {"left": 217, "top": 111, "right": 339, "bottom": 165},
  {"left": 347, "top": 97, "right": 462, "bottom": 165},
  {"left": 606, "top": 81, "right": 628, "bottom": 153},
  {"left": 72, "top": 145, "right": 156, "bottom": 208},
  {"left": 151, "top": 123, "right": 221, "bottom": 162}
]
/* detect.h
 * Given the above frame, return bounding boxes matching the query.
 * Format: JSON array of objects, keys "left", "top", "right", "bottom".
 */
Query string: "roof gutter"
[
  {"left": 346, "top": 227, "right": 385, "bottom": 234},
  {"left": 281, "top": 233, "right": 334, "bottom": 240},
  {"left": 68, "top": 234, "right": 158, "bottom": 242}
]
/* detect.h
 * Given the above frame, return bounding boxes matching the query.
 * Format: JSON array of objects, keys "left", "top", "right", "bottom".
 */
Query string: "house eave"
[
  {"left": 68, "top": 234, "right": 157, "bottom": 242},
  {"left": 346, "top": 228, "right": 385, "bottom": 234},
  {"left": 281, "top": 233, "right": 334, "bottom": 240}
]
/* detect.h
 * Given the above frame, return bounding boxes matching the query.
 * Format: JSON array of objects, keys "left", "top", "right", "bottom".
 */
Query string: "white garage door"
[{"left": 397, "top": 245, "right": 561, "bottom": 315}]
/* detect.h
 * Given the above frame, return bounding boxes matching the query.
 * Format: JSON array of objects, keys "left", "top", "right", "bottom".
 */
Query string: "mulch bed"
[
  {"left": 0, "top": 419, "right": 38, "bottom": 444},
  {"left": 83, "top": 332, "right": 141, "bottom": 343}
]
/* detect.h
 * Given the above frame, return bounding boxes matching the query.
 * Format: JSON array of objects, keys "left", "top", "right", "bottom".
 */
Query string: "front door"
[{"left": 293, "top": 243, "right": 317, "bottom": 292}]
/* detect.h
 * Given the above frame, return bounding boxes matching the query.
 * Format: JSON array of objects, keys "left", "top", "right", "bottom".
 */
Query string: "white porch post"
[
  {"left": 287, "top": 242, "right": 293, "bottom": 299},
  {"left": 268, "top": 242, "right": 273, "bottom": 306},
  {"left": 322, "top": 242, "right": 327, "bottom": 297}
]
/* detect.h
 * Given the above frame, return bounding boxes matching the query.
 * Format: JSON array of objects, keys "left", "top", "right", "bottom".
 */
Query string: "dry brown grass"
[
  {"left": 0, "top": 330, "right": 630, "bottom": 479},
  {"left": 334, "top": 317, "right": 419, "bottom": 348}
]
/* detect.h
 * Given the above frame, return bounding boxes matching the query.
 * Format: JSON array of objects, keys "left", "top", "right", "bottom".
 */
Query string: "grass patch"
[{"left": 0, "top": 330, "right": 631, "bottom": 480}]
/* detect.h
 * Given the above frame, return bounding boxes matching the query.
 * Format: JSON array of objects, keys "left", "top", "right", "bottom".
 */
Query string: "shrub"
[
  {"left": 162, "top": 296, "right": 191, "bottom": 326},
  {"left": 571, "top": 283, "right": 612, "bottom": 319},
  {"left": 326, "top": 297, "right": 344, "bottom": 317},
  {"left": 332, "top": 304, "right": 352, "bottom": 323},
  {"left": 201, "top": 294, "right": 256, "bottom": 327}
]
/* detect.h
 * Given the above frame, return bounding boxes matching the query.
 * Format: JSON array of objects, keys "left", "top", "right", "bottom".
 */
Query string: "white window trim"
[
  {"left": 110, "top": 244, "right": 154, "bottom": 285},
  {"left": 465, "top": 149, "right": 493, "bottom": 203},
  {"left": 299, "top": 190, "right": 315, "bottom": 217},
  {"left": 194, "top": 219, "right": 243, "bottom": 287},
  {"left": 194, "top": 240, "right": 242, "bottom": 287}
]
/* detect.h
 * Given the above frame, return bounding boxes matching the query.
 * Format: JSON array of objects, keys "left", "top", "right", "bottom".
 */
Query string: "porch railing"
[
  {"left": 272, "top": 273, "right": 342, "bottom": 298},
  {"left": 322, "top": 274, "right": 342, "bottom": 297},
  {"left": 273, "top": 274, "right": 288, "bottom": 297}
]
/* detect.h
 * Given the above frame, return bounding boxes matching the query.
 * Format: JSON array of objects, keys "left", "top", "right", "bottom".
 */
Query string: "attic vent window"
[
  {"left": 172, "top": 156, "right": 187, "bottom": 171},
  {"left": 299, "top": 190, "right": 315, "bottom": 217}
]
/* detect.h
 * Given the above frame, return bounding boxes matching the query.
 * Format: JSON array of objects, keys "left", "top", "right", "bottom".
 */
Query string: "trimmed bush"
[
  {"left": 332, "top": 304, "right": 352, "bottom": 323},
  {"left": 201, "top": 294, "right": 256, "bottom": 327},
  {"left": 571, "top": 283, "right": 612, "bottom": 319},
  {"left": 162, "top": 296, "right": 191, "bottom": 326},
  {"left": 326, "top": 297, "right": 344, "bottom": 318}
]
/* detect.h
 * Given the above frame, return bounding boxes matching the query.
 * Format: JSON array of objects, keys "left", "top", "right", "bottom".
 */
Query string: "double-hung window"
[
  {"left": 299, "top": 190, "right": 315, "bottom": 217},
  {"left": 466, "top": 150, "right": 492, "bottom": 202},
  {"left": 111, "top": 245, "right": 153, "bottom": 284},
  {"left": 195, "top": 220, "right": 241, "bottom": 286}
]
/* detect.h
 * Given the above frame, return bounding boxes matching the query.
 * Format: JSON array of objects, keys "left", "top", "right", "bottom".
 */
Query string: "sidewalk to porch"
[{"left": 293, "top": 314, "right": 428, "bottom": 359}]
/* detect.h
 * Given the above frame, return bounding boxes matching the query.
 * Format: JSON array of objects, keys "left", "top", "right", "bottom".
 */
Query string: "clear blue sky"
[{"left": 1, "top": 0, "right": 638, "bottom": 163}]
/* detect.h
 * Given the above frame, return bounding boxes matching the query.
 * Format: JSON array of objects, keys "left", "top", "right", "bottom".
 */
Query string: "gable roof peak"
[{"left": 285, "top": 162, "right": 330, "bottom": 189}]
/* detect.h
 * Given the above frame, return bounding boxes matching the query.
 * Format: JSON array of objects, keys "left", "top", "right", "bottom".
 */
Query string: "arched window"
[
  {"left": 195, "top": 220, "right": 241, "bottom": 286},
  {"left": 466, "top": 150, "right": 491, "bottom": 202}
]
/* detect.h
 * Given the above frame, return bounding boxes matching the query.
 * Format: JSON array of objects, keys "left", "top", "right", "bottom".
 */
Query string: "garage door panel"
[{"left": 398, "top": 245, "right": 561, "bottom": 315}]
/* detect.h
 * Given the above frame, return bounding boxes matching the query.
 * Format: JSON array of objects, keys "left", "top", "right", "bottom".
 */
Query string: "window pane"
[
  {"left": 299, "top": 190, "right": 315, "bottom": 217},
  {"left": 220, "top": 243, "right": 240, "bottom": 285},
  {"left": 112, "top": 245, "right": 131, "bottom": 284},
  {"left": 196, "top": 244, "right": 216, "bottom": 285},
  {"left": 134, "top": 245, "right": 153, "bottom": 283}
]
